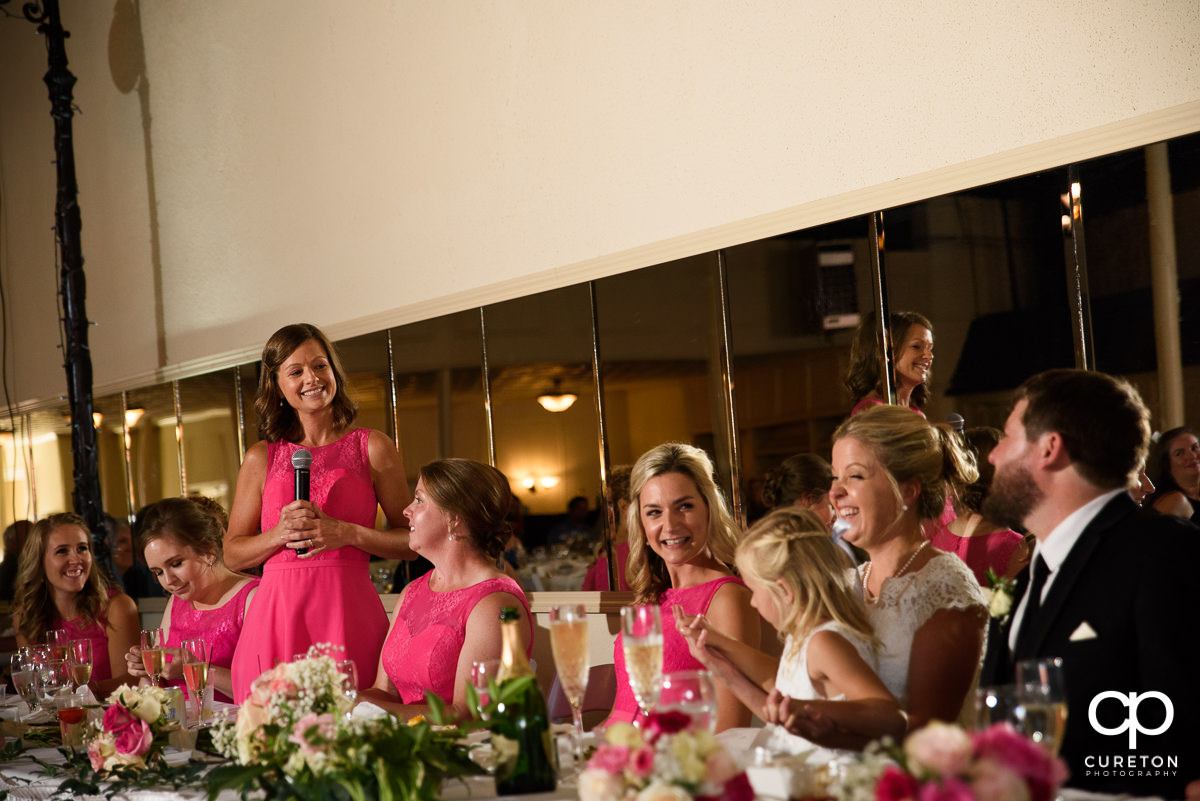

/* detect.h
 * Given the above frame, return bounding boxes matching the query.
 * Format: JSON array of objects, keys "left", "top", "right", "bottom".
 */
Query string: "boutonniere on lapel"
[{"left": 982, "top": 568, "right": 1016, "bottom": 623}]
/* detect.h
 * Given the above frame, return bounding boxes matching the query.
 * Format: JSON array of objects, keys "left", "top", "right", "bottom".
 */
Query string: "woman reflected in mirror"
[{"left": 845, "top": 310, "right": 934, "bottom": 417}]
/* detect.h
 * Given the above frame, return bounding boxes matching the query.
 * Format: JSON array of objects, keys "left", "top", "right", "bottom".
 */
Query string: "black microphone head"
[
  {"left": 292, "top": 449, "right": 313, "bottom": 471},
  {"left": 946, "top": 413, "right": 965, "bottom": 434}
]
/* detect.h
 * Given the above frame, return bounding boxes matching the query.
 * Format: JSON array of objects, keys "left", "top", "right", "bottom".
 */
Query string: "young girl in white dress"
[{"left": 677, "top": 507, "right": 904, "bottom": 754}]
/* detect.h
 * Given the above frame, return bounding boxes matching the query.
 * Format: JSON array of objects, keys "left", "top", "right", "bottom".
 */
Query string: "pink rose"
[
  {"left": 916, "top": 777, "right": 975, "bottom": 801},
  {"left": 630, "top": 744, "right": 656, "bottom": 779},
  {"left": 289, "top": 712, "right": 336, "bottom": 754},
  {"left": 588, "top": 744, "right": 632, "bottom": 774},
  {"left": 971, "top": 758, "right": 1032, "bottom": 801},
  {"left": 972, "top": 723, "right": 1068, "bottom": 801},
  {"left": 876, "top": 765, "right": 920, "bottom": 801},
  {"left": 904, "top": 722, "right": 973, "bottom": 778},
  {"left": 103, "top": 704, "right": 153, "bottom": 757}
]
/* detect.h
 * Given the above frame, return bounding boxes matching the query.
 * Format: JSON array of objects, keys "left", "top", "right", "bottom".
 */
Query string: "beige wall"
[{"left": 2, "top": 1, "right": 1199, "bottom": 410}]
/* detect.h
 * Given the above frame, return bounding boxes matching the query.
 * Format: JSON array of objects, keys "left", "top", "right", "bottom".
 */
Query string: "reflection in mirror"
[
  {"left": 724, "top": 231, "right": 863, "bottom": 524},
  {"left": 0, "top": 413, "right": 37, "bottom": 530},
  {"left": 177, "top": 369, "right": 242, "bottom": 512},
  {"left": 388, "top": 310, "right": 491, "bottom": 481},
  {"left": 595, "top": 254, "right": 734, "bottom": 513},
  {"left": 92, "top": 393, "right": 132, "bottom": 520},
  {"left": 484, "top": 285, "right": 602, "bottom": 569},
  {"left": 124, "top": 383, "right": 182, "bottom": 513}
]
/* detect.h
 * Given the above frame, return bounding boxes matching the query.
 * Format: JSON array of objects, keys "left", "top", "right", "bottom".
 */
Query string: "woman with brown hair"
[
  {"left": 362, "top": 458, "right": 530, "bottom": 719},
  {"left": 844, "top": 310, "right": 935, "bottom": 415},
  {"left": 226, "top": 323, "right": 414, "bottom": 701},
  {"left": 13, "top": 513, "right": 139, "bottom": 695}
]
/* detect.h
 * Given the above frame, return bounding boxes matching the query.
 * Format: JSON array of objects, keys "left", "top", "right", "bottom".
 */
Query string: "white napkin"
[{"left": 350, "top": 701, "right": 389, "bottom": 721}]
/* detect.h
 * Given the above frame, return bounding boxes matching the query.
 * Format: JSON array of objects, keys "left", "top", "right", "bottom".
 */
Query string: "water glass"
[
  {"left": 655, "top": 670, "right": 717, "bottom": 732},
  {"left": 620, "top": 604, "right": 663, "bottom": 721},
  {"left": 35, "top": 658, "right": 71, "bottom": 707}
]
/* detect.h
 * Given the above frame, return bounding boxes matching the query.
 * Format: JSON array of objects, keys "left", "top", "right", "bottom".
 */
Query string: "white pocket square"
[{"left": 1069, "top": 621, "right": 1098, "bottom": 642}]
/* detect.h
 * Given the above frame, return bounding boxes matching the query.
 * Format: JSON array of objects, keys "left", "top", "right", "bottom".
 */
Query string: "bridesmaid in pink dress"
[
  {"left": 607, "top": 443, "right": 761, "bottom": 732},
  {"left": 12, "top": 513, "right": 140, "bottom": 696},
  {"left": 225, "top": 324, "right": 414, "bottom": 702},
  {"left": 845, "top": 310, "right": 935, "bottom": 417},
  {"left": 362, "top": 459, "right": 531, "bottom": 719},
  {"left": 122, "top": 497, "right": 258, "bottom": 702}
]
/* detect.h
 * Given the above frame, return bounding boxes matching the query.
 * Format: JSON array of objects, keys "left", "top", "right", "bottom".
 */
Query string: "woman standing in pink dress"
[
  {"left": 607, "top": 443, "right": 761, "bottom": 732},
  {"left": 845, "top": 311, "right": 934, "bottom": 416},
  {"left": 226, "top": 323, "right": 414, "bottom": 701},
  {"left": 123, "top": 497, "right": 258, "bottom": 702},
  {"left": 362, "top": 458, "right": 530, "bottom": 719}
]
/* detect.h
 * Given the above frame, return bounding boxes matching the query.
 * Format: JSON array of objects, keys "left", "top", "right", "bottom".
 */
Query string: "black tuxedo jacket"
[{"left": 980, "top": 494, "right": 1200, "bottom": 798}]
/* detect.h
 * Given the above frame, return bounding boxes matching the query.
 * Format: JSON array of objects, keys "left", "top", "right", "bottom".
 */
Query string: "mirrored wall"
[{"left": 3, "top": 132, "right": 1198, "bottom": 590}]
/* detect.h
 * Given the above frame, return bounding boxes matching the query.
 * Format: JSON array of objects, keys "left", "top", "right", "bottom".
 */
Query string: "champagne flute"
[
  {"left": 141, "top": 628, "right": 165, "bottom": 687},
  {"left": 67, "top": 639, "right": 93, "bottom": 689},
  {"left": 11, "top": 650, "right": 39, "bottom": 721},
  {"left": 471, "top": 659, "right": 500, "bottom": 721},
  {"left": 334, "top": 659, "right": 359, "bottom": 707},
  {"left": 549, "top": 603, "right": 589, "bottom": 764},
  {"left": 181, "top": 638, "right": 210, "bottom": 728},
  {"left": 47, "top": 628, "right": 69, "bottom": 661},
  {"left": 1016, "top": 657, "right": 1068, "bottom": 755},
  {"left": 620, "top": 604, "right": 663, "bottom": 723}
]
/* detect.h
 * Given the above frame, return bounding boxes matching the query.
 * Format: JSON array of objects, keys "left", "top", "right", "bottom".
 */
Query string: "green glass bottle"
[{"left": 491, "top": 606, "right": 557, "bottom": 794}]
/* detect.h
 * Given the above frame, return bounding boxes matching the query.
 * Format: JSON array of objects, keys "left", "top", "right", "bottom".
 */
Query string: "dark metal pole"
[
  {"left": 5, "top": 0, "right": 112, "bottom": 573},
  {"left": 1064, "top": 165, "right": 1096, "bottom": 371}
]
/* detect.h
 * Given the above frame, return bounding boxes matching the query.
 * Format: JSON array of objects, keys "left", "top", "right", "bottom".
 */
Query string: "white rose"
[
  {"left": 988, "top": 588, "right": 1013, "bottom": 618},
  {"left": 635, "top": 781, "right": 692, "bottom": 801},
  {"left": 131, "top": 694, "right": 162, "bottom": 723},
  {"left": 579, "top": 768, "right": 626, "bottom": 801}
]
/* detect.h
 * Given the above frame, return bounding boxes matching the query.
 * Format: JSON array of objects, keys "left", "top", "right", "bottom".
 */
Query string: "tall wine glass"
[
  {"left": 181, "top": 638, "right": 210, "bottom": 728},
  {"left": 140, "top": 628, "right": 165, "bottom": 687},
  {"left": 620, "top": 604, "right": 663, "bottom": 723},
  {"left": 1016, "top": 657, "right": 1068, "bottom": 755},
  {"left": 35, "top": 658, "right": 71, "bottom": 710},
  {"left": 11, "top": 650, "right": 39, "bottom": 721},
  {"left": 67, "top": 639, "right": 93, "bottom": 690},
  {"left": 471, "top": 658, "right": 501, "bottom": 721},
  {"left": 549, "top": 603, "right": 589, "bottom": 764}
]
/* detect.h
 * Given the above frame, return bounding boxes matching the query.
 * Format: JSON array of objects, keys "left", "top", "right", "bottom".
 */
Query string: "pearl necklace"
[{"left": 862, "top": 540, "right": 929, "bottom": 604}]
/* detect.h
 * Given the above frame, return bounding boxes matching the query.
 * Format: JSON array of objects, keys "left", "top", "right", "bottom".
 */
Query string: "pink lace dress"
[
  {"left": 230, "top": 429, "right": 391, "bottom": 701},
  {"left": 930, "top": 526, "right": 1024, "bottom": 584},
  {"left": 609, "top": 576, "right": 744, "bottom": 724},
  {"left": 164, "top": 577, "right": 258, "bottom": 702},
  {"left": 381, "top": 573, "right": 531, "bottom": 704}
]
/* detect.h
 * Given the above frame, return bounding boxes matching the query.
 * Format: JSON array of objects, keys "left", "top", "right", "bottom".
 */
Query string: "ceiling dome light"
[{"left": 536, "top": 379, "right": 577, "bottom": 413}]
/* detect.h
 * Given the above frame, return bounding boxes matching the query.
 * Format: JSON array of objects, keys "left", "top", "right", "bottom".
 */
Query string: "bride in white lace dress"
[{"left": 768, "top": 405, "right": 986, "bottom": 745}]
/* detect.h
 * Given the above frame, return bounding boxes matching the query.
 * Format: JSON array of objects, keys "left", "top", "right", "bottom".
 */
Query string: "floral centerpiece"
[
  {"left": 86, "top": 684, "right": 173, "bottom": 773},
  {"left": 578, "top": 711, "right": 753, "bottom": 801},
  {"left": 840, "top": 721, "right": 1068, "bottom": 801},
  {"left": 207, "top": 646, "right": 484, "bottom": 801}
]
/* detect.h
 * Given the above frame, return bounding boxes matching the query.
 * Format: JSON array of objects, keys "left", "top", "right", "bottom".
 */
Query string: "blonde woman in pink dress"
[
  {"left": 123, "top": 497, "right": 258, "bottom": 702},
  {"left": 226, "top": 324, "right": 414, "bottom": 702},
  {"left": 362, "top": 459, "right": 531, "bottom": 720}
]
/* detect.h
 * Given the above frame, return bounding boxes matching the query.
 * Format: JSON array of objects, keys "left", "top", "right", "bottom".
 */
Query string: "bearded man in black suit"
[{"left": 980, "top": 369, "right": 1199, "bottom": 799}]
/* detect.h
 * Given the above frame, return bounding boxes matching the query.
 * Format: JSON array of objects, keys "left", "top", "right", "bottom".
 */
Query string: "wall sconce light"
[
  {"left": 92, "top": 412, "right": 103, "bottom": 428},
  {"left": 125, "top": 408, "right": 145, "bottom": 428},
  {"left": 536, "top": 379, "right": 577, "bottom": 413},
  {"left": 519, "top": 475, "right": 561, "bottom": 493}
]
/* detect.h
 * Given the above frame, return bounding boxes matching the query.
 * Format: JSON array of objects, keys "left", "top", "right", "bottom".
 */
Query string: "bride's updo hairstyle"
[
  {"left": 419, "top": 458, "right": 513, "bottom": 561},
  {"left": 833, "top": 404, "right": 977, "bottom": 522},
  {"left": 255, "top": 323, "right": 359, "bottom": 443},
  {"left": 626, "top": 442, "right": 740, "bottom": 605}
]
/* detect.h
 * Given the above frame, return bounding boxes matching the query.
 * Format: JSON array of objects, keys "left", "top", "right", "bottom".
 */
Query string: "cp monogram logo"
[{"left": 1088, "top": 691, "right": 1173, "bottom": 749}]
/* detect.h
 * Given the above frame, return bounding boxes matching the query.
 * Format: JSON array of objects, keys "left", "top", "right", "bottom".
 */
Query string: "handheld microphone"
[
  {"left": 292, "top": 449, "right": 313, "bottom": 555},
  {"left": 946, "top": 413, "right": 965, "bottom": 435}
]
